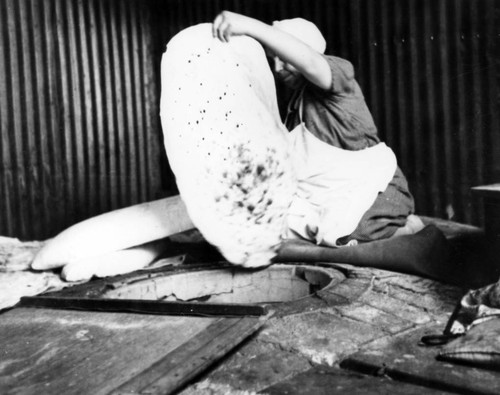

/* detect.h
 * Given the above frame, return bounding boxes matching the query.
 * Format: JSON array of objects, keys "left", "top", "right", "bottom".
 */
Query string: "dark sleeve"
[{"left": 323, "top": 55, "right": 355, "bottom": 96}]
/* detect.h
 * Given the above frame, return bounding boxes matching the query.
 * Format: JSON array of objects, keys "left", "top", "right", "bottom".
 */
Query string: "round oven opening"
[{"left": 103, "top": 264, "right": 344, "bottom": 304}]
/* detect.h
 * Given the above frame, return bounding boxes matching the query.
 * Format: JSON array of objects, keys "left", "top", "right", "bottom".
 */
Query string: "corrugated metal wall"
[
  {"left": 342, "top": 0, "right": 500, "bottom": 225},
  {"left": 152, "top": 0, "right": 500, "bottom": 225},
  {"left": 0, "top": 0, "right": 163, "bottom": 240},
  {"left": 1, "top": 0, "right": 499, "bottom": 239}
]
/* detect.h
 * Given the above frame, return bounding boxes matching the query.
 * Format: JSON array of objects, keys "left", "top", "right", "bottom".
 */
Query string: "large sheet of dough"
[{"left": 160, "top": 24, "right": 296, "bottom": 268}]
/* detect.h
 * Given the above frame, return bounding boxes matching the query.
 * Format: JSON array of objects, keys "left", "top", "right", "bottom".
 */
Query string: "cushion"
[
  {"left": 277, "top": 225, "right": 450, "bottom": 280},
  {"left": 438, "top": 318, "right": 500, "bottom": 370}
]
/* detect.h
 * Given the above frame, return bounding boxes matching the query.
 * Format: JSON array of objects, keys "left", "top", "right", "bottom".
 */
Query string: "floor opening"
[{"left": 103, "top": 264, "right": 345, "bottom": 304}]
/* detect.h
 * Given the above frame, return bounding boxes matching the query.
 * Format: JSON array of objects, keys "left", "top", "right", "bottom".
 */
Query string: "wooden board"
[
  {"left": 0, "top": 307, "right": 264, "bottom": 395},
  {"left": 341, "top": 325, "right": 500, "bottom": 395},
  {"left": 471, "top": 184, "right": 500, "bottom": 199}
]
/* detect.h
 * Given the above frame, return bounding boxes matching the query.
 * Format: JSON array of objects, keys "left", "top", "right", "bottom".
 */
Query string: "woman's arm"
[{"left": 213, "top": 11, "right": 332, "bottom": 90}]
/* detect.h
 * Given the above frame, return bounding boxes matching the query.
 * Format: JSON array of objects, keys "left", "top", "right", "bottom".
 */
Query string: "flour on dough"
[{"left": 160, "top": 24, "right": 296, "bottom": 268}]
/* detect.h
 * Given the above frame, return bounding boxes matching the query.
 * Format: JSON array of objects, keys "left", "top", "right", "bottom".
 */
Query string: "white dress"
[{"left": 285, "top": 121, "right": 397, "bottom": 247}]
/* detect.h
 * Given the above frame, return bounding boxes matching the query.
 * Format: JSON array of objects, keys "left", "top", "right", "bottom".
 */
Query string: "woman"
[{"left": 213, "top": 11, "right": 423, "bottom": 246}]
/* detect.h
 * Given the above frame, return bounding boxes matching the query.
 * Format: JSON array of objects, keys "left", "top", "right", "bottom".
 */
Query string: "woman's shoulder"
[{"left": 305, "top": 54, "right": 356, "bottom": 96}]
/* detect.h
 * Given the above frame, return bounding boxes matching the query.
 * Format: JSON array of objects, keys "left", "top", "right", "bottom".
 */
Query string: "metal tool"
[{"left": 420, "top": 300, "right": 464, "bottom": 346}]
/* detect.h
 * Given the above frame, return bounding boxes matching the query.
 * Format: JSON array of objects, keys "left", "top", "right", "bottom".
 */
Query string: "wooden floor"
[
  {"left": 3, "top": 261, "right": 497, "bottom": 394},
  {"left": 1, "top": 218, "right": 499, "bottom": 394},
  {"left": 179, "top": 263, "right": 494, "bottom": 394}
]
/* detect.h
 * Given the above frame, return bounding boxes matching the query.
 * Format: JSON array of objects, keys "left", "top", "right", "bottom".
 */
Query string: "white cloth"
[{"left": 285, "top": 123, "right": 397, "bottom": 247}]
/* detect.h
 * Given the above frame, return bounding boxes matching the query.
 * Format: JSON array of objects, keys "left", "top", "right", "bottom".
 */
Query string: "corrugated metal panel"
[
  {"left": 1, "top": 0, "right": 499, "bottom": 239},
  {"left": 347, "top": 0, "right": 500, "bottom": 225},
  {"left": 152, "top": 0, "right": 500, "bottom": 225},
  {"left": 0, "top": 0, "right": 162, "bottom": 239}
]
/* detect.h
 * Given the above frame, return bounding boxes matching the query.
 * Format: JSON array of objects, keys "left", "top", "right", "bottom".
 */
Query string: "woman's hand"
[{"left": 212, "top": 11, "right": 256, "bottom": 42}]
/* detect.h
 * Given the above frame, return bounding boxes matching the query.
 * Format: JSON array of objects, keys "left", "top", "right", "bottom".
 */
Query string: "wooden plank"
[
  {"left": 471, "top": 184, "right": 500, "bottom": 199},
  {"left": 113, "top": 316, "right": 264, "bottom": 395},
  {"left": 19, "top": 296, "right": 267, "bottom": 317},
  {"left": 341, "top": 325, "right": 500, "bottom": 395},
  {"left": 262, "top": 366, "right": 450, "bottom": 395},
  {"left": 0, "top": 307, "right": 263, "bottom": 395}
]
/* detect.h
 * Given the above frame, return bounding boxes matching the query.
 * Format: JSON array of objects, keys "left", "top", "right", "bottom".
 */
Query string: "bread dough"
[{"left": 160, "top": 24, "right": 295, "bottom": 268}]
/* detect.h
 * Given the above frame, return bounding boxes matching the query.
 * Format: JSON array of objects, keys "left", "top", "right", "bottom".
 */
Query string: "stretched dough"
[
  {"left": 160, "top": 24, "right": 295, "bottom": 268},
  {"left": 32, "top": 195, "right": 193, "bottom": 271}
]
